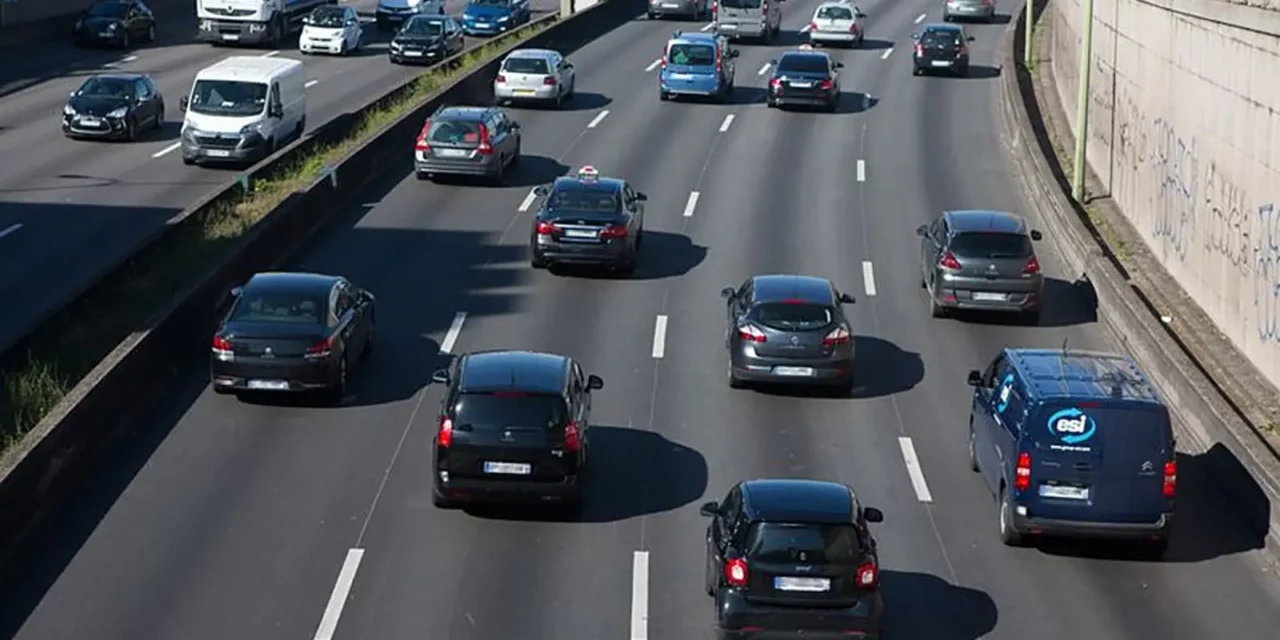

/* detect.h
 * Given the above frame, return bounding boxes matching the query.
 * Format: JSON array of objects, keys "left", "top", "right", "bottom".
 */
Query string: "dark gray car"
[
  {"left": 916, "top": 210, "right": 1044, "bottom": 323},
  {"left": 722, "top": 274, "right": 857, "bottom": 391},
  {"left": 413, "top": 105, "right": 522, "bottom": 184}
]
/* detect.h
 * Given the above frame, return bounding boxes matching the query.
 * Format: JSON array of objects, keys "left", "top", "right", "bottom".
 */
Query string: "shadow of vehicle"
[
  {"left": 672, "top": 86, "right": 765, "bottom": 106},
  {"left": 772, "top": 91, "right": 877, "bottom": 115},
  {"left": 463, "top": 425, "right": 709, "bottom": 523},
  {"left": 502, "top": 91, "right": 612, "bottom": 112},
  {"left": 842, "top": 38, "right": 893, "bottom": 51},
  {"left": 1036, "top": 446, "right": 1271, "bottom": 563},
  {"left": 881, "top": 570, "right": 998, "bottom": 639},
  {"left": 137, "top": 119, "right": 181, "bottom": 143},
  {"left": 546, "top": 230, "right": 708, "bottom": 281},
  {"left": 750, "top": 335, "right": 924, "bottom": 400},
  {"left": 949, "top": 14, "right": 1013, "bottom": 25},
  {"left": 952, "top": 275, "right": 1097, "bottom": 327},
  {"left": 959, "top": 64, "right": 1002, "bottom": 79}
]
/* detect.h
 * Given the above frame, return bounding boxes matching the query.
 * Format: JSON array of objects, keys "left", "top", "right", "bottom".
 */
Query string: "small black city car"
[
  {"left": 767, "top": 48, "right": 843, "bottom": 111},
  {"left": 529, "top": 165, "right": 647, "bottom": 274},
  {"left": 210, "top": 272, "right": 376, "bottom": 402},
  {"left": 63, "top": 73, "right": 165, "bottom": 141},
  {"left": 73, "top": 0, "right": 156, "bottom": 48},
  {"left": 911, "top": 23, "right": 974, "bottom": 76},
  {"left": 430, "top": 350, "right": 604, "bottom": 512},
  {"left": 701, "top": 478, "right": 886, "bottom": 639}
]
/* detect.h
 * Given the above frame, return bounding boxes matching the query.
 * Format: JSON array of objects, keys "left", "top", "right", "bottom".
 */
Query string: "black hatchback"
[
  {"left": 910, "top": 23, "right": 974, "bottom": 76},
  {"left": 430, "top": 350, "right": 604, "bottom": 512},
  {"left": 73, "top": 0, "right": 157, "bottom": 48},
  {"left": 701, "top": 479, "right": 886, "bottom": 639}
]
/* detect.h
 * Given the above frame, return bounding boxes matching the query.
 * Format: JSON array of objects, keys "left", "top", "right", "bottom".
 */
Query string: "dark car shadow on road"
[
  {"left": 464, "top": 425, "right": 708, "bottom": 523},
  {"left": 137, "top": 120, "right": 181, "bottom": 143},
  {"left": 952, "top": 14, "right": 1013, "bottom": 25},
  {"left": 504, "top": 91, "right": 613, "bottom": 112},
  {"left": 845, "top": 38, "right": 894, "bottom": 51},
  {"left": 547, "top": 230, "right": 708, "bottom": 281},
  {"left": 1036, "top": 446, "right": 1271, "bottom": 563},
  {"left": 953, "top": 275, "right": 1097, "bottom": 328},
  {"left": 881, "top": 570, "right": 998, "bottom": 639},
  {"left": 959, "top": 64, "right": 1002, "bottom": 79},
  {"left": 750, "top": 335, "right": 924, "bottom": 400}
]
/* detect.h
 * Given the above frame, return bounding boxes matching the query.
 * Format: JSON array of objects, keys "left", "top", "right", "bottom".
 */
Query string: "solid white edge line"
[
  {"left": 152, "top": 142, "right": 182, "bottom": 158},
  {"left": 856, "top": 159, "right": 866, "bottom": 182},
  {"left": 518, "top": 188, "right": 539, "bottom": 212},
  {"left": 862, "top": 261, "right": 877, "bottom": 296},
  {"left": 120, "top": 55, "right": 138, "bottom": 63},
  {"left": 586, "top": 110, "right": 609, "bottom": 128},
  {"left": 261, "top": 50, "right": 280, "bottom": 57},
  {"left": 440, "top": 312, "right": 467, "bottom": 354},
  {"left": 757, "top": 62, "right": 770, "bottom": 75},
  {"left": 700, "top": 22, "right": 715, "bottom": 31},
  {"left": 630, "top": 550, "right": 650, "bottom": 640},
  {"left": 718, "top": 113, "right": 735, "bottom": 133},
  {"left": 305, "top": 79, "right": 319, "bottom": 88},
  {"left": 898, "top": 437, "right": 934, "bottom": 502},
  {"left": 0, "top": 223, "right": 22, "bottom": 239},
  {"left": 682, "top": 191, "right": 700, "bottom": 218},
  {"left": 645, "top": 58, "right": 662, "bottom": 72},
  {"left": 651, "top": 315, "right": 668, "bottom": 359},
  {"left": 915, "top": 13, "right": 927, "bottom": 24},
  {"left": 312, "top": 548, "right": 365, "bottom": 640},
  {"left": 880, "top": 47, "right": 893, "bottom": 60}
]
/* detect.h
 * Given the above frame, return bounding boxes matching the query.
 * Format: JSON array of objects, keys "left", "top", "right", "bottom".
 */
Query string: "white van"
[{"left": 178, "top": 56, "right": 307, "bottom": 167}]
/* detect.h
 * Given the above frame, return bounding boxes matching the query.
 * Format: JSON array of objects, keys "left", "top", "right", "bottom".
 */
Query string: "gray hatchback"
[{"left": 917, "top": 210, "right": 1044, "bottom": 323}]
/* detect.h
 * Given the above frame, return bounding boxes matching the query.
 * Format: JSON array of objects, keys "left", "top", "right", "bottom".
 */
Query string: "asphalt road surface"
[
  {"left": 2, "top": 1, "right": 1280, "bottom": 639},
  {"left": 0, "top": 0, "right": 557, "bottom": 352}
]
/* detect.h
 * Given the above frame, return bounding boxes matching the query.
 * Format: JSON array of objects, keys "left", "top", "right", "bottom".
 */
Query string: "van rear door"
[{"left": 1028, "top": 402, "right": 1172, "bottom": 522}]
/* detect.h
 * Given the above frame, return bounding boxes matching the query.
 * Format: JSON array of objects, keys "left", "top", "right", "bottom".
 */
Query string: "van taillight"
[
  {"left": 415, "top": 118, "right": 432, "bottom": 152},
  {"left": 1014, "top": 452, "right": 1031, "bottom": 491},
  {"left": 564, "top": 421, "right": 581, "bottom": 452},
  {"left": 476, "top": 124, "right": 494, "bottom": 155},
  {"left": 856, "top": 561, "right": 879, "bottom": 588},
  {"left": 1163, "top": 459, "right": 1177, "bottom": 498},
  {"left": 712, "top": 1, "right": 718, "bottom": 18},
  {"left": 495, "top": 74, "right": 507, "bottom": 84},
  {"left": 438, "top": 416, "right": 454, "bottom": 448},
  {"left": 725, "top": 558, "right": 748, "bottom": 586}
]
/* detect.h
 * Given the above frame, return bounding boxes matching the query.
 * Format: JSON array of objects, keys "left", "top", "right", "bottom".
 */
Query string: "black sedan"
[
  {"left": 389, "top": 15, "right": 466, "bottom": 65},
  {"left": 73, "top": 0, "right": 156, "bottom": 48},
  {"left": 766, "top": 47, "right": 843, "bottom": 111},
  {"left": 63, "top": 73, "right": 165, "bottom": 140},
  {"left": 210, "top": 272, "right": 376, "bottom": 403},
  {"left": 529, "top": 166, "right": 647, "bottom": 274}
]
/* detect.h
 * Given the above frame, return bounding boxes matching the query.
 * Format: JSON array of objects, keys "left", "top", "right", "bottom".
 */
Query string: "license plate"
[
  {"left": 663, "top": 2, "right": 680, "bottom": 6},
  {"left": 247, "top": 379, "right": 289, "bottom": 390},
  {"left": 205, "top": 149, "right": 232, "bottom": 158},
  {"left": 435, "top": 148, "right": 469, "bottom": 158},
  {"left": 513, "top": 89, "right": 536, "bottom": 95},
  {"left": 484, "top": 461, "right": 532, "bottom": 475},
  {"left": 1040, "top": 485, "right": 1089, "bottom": 500},
  {"left": 774, "top": 576, "right": 830, "bottom": 592},
  {"left": 221, "top": 33, "right": 240, "bottom": 41},
  {"left": 773, "top": 366, "right": 815, "bottom": 377},
  {"left": 931, "top": 60, "right": 952, "bottom": 67},
  {"left": 791, "top": 81, "right": 814, "bottom": 88},
  {"left": 100, "top": 31, "right": 115, "bottom": 37},
  {"left": 670, "top": 73, "right": 693, "bottom": 80},
  {"left": 79, "top": 117, "right": 101, "bottom": 125},
  {"left": 972, "top": 292, "right": 1008, "bottom": 301},
  {"left": 563, "top": 229, "right": 598, "bottom": 239},
  {"left": 474, "top": 22, "right": 490, "bottom": 28},
  {"left": 403, "top": 50, "right": 423, "bottom": 56}
]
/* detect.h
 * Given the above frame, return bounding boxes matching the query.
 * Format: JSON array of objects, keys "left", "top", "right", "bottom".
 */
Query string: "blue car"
[
  {"left": 658, "top": 31, "right": 738, "bottom": 102},
  {"left": 462, "top": 0, "right": 531, "bottom": 36}
]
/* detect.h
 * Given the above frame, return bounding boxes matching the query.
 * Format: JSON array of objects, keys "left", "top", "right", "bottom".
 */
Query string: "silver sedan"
[{"left": 493, "top": 48, "right": 577, "bottom": 107}]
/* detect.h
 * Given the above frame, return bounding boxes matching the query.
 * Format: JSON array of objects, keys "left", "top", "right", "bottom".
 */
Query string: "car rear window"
[
  {"left": 667, "top": 44, "right": 716, "bottom": 66},
  {"left": 503, "top": 57, "right": 550, "bottom": 74},
  {"left": 752, "top": 302, "right": 833, "bottom": 331},
  {"left": 777, "top": 54, "right": 829, "bottom": 73},
  {"left": 817, "top": 6, "right": 854, "bottom": 19},
  {"left": 744, "top": 522, "right": 862, "bottom": 564},
  {"left": 230, "top": 291, "right": 325, "bottom": 325},
  {"left": 428, "top": 118, "right": 482, "bottom": 145},
  {"left": 950, "top": 232, "right": 1033, "bottom": 259},
  {"left": 1034, "top": 403, "right": 1171, "bottom": 466},
  {"left": 454, "top": 392, "right": 569, "bottom": 430},
  {"left": 549, "top": 187, "right": 620, "bottom": 213},
  {"left": 721, "top": 0, "right": 763, "bottom": 8},
  {"left": 921, "top": 29, "right": 961, "bottom": 47}
]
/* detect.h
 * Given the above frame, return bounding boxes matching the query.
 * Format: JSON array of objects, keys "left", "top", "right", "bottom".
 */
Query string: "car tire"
[
  {"left": 531, "top": 252, "right": 548, "bottom": 269},
  {"left": 727, "top": 362, "right": 745, "bottom": 389},
  {"left": 146, "top": 24, "right": 156, "bottom": 43},
  {"left": 767, "top": 98, "right": 777, "bottom": 108},
  {"left": 361, "top": 315, "right": 375, "bottom": 361},
  {"left": 213, "top": 385, "right": 236, "bottom": 395},
  {"left": 913, "top": 67, "right": 923, "bottom": 76},
  {"left": 1143, "top": 537, "right": 1170, "bottom": 560},
  {"left": 704, "top": 549, "right": 716, "bottom": 596},
  {"left": 647, "top": 11, "right": 656, "bottom": 19},
  {"left": 182, "top": 156, "right": 195, "bottom": 166},
  {"left": 510, "top": 145, "right": 521, "bottom": 168},
  {"left": 998, "top": 488, "right": 1026, "bottom": 547},
  {"left": 929, "top": 296, "right": 948, "bottom": 318},
  {"left": 659, "top": 90, "right": 670, "bottom": 101},
  {"left": 968, "top": 422, "right": 980, "bottom": 472},
  {"left": 616, "top": 259, "right": 636, "bottom": 276},
  {"left": 415, "top": 171, "right": 430, "bottom": 180},
  {"left": 834, "top": 373, "right": 855, "bottom": 396},
  {"left": 121, "top": 31, "right": 130, "bottom": 50},
  {"left": 327, "top": 356, "right": 348, "bottom": 405},
  {"left": 124, "top": 117, "right": 138, "bottom": 141},
  {"left": 491, "top": 156, "right": 506, "bottom": 186}
]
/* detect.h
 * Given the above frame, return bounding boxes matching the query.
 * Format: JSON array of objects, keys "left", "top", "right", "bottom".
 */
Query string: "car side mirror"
[
  {"left": 768, "top": 58, "right": 777, "bottom": 65},
  {"left": 587, "top": 374, "right": 604, "bottom": 390},
  {"left": 857, "top": 12, "right": 867, "bottom": 18},
  {"left": 915, "top": 224, "right": 928, "bottom": 237},
  {"left": 510, "top": 122, "right": 521, "bottom": 130},
  {"left": 431, "top": 369, "right": 451, "bottom": 384},
  {"left": 720, "top": 286, "right": 736, "bottom": 300},
  {"left": 269, "top": 104, "right": 284, "bottom": 118},
  {"left": 910, "top": 33, "right": 920, "bottom": 40},
  {"left": 1030, "top": 230, "right": 1043, "bottom": 241},
  {"left": 636, "top": 192, "right": 648, "bottom": 201},
  {"left": 69, "top": 91, "right": 77, "bottom": 98},
  {"left": 179, "top": 95, "right": 189, "bottom": 111},
  {"left": 699, "top": 501, "right": 719, "bottom": 517},
  {"left": 966, "top": 370, "right": 983, "bottom": 386},
  {"left": 863, "top": 507, "right": 884, "bottom": 523},
  {"left": 968, "top": 36, "right": 976, "bottom": 42},
  {"left": 533, "top": 185, "right": 550, "bottom": 196},
  {"left": 839, "top": 293, "right": 856, "bottom": 304}
]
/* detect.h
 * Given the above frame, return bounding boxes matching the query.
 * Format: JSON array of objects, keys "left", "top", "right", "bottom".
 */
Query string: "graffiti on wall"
[
  {"left": 1257, "top": 204, "right": 1280, "bottom": 343},
  {"left": 1149, "top": 117, "right": 1197, "bottom": 261},
  {"left": 1203, "top": 161, "right": 1252, "bottom": 275}
]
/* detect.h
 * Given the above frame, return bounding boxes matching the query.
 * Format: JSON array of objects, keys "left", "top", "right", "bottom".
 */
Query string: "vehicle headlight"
[
  {"left": 240, "top": 124, "right": 262, "bottom": 138},
  {"left": 108, "top": 23, "right": 119, "bottom": 31},
  {"left": 390, "top": 41, "right": 402, "bottom": 50},
  {"left": 497, "top": 15, "right": 510, "bottom": 21},
  {"left": 63, "top": 104, "right": 76, "bottom": 116},
  {"left": 107, "top": 107, "right": 128, "bottom": 118}
]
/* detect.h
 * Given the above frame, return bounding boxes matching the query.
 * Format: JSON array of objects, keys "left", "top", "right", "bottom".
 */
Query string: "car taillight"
[
  {"left": 850, "top": 23, "right": 860, "bottom": 34},
  {"left": 725, "top": 558, "right": 749, "bottom": 586},
  {"left": 712, "top": 1, "right": 717, "bottom": 17},
  {"left": 956, "top": 45, "right": 968, "bottom": 55},
  {"left": 600, "top": 224, "right": 628, "bottom": 238},
  {"left": 939, "top": 251, "right": 962, "bottom": 270},
  {"left": 823, "top": 326, "right": 850, "bottom": 346},
  {"left": 818, "top": 79, "right": 834, "bottom": 91},
  {"left": 306, "top": 336, "right": 334, "bottom": 358},
  {"left": 1014, "top": 451, "right": 1032, "bottom": 491},
  {"left": 716, "top": 55, "right": 723, "bottom": 74},
  {"left": 1163, "top": 459, "right": 1177, "bottom": 498},
  {"left": 543, "top": 76, "right": 557, "bottom": 85},
  {"left": 738, "top": 324, "right": 766, "bottom": 342},
  {"left": 981, "top": 0, "right": 994, "bottom": 5},
  {"left": 856, "top": 561, "right": 879, "bottom": 588},
  {"left": 564, "top": 421, "right": 581, "bottom": 452},
  {"left": 809, "top": 21, "right": 818, "bottom": 31},
  {"left": 476, "top": 124, "right": 493, "bottom": 155},
  {"left": 536, "top": 221, "right": 557, "bottom": 235},
  {"left": 495, "top": 74, "right": 507, "bottom": 84},
  {"left": 769, "top": 77, "right": 782, "bottom": 90},
  {"left": 761, "top": 3, "right": 767, "bottom": 17},
  {"left": 1023, "top": 255, "right": 1041, "bottom": 275},
  {"left": 661, "top": 43, "right": 669, "bottom": 70},
  {"left": 915, "top": 43, "right": 925, "bottom": 55},
  {"left": 414, "top": 118, "right": 431, "bottom": 152},
  {"left": 212, "top": 335, "right": 233, "bottom": 355},
  {"left": 438, "top": 416, "right": 454, "bottom": 448}
]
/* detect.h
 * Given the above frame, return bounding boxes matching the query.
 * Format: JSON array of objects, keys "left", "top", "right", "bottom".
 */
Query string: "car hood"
[
  {"left": 394, "top": 33, "right": 444, "bottom": 46},
  {"left": 69, "top": 95, "right": 130, "bottom": 116},
  {"left": 79, "top": 16, "right": 124, "bottom": 30},
  {"left": 465, "top": 5, "right": 513, "bottom": 19}
]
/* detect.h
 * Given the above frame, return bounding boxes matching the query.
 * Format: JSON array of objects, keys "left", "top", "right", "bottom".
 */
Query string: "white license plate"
[
  {"left": 775, "top": 576, "right": 830, "bottom": 592},
  {"left": 563, "top": 229, "right": 598, "bottom": 239},
  {"left": 435, "top": 148, "right": 470, "bottom": 157},
  {"left": 222, "top": 33, "right": 240, "bottom": 41},
  {"left": 513, "top": 88, "right": 536, "bottom": 95},
  {"left": 247, "top": 379, "right": 289, "bottom": 390},
  {"left": 790, "top": 81, "right": 814, "bottom": 88},
  {"left": 484, "top": 461, "right": 532, "bottom": 475},
  {"left": 100, "top": 31, "right": 115, "bottom": 37},
  {"left": 931, "top": 60, "right": 952, "bottom": 67},
  {"left": 1040, "top": 485, "right": 1089, "bottom": 500},
  {"left": 972, "top": 292, "right": 1008, "bottom": 301},
  {"left": 403, "top": 50, "right": 423, "bottom": 56},
  {"left": 670, "top": 73, "right": 694, "bottom": 80},
  {"left": 663, "top": 2, "right": 680, "bottom": 6},
  {"left": 773, "top": 366, "right": 815, "bottom": 377},
  {"left": 79, "top": 117, "right": 101, "bottom": 125},
  {"left": 205, "top": 149, "right": 232, "bottom": 158},
  {"left": 474, "top": 22, "right": 490, "bottom": 28}
]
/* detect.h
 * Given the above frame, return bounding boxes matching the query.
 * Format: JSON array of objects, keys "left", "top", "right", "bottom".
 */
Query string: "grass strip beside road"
[{"left": 0, "top": 19, "right": 551, "bottom": 451}]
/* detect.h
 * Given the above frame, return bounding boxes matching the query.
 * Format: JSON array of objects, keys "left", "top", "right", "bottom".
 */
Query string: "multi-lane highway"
[
  {"left": 0, "top": 0, "right": 555, "bottom": 351},
  {"left": 3, "top": 1, "right": 1280, "bottom": 639}
]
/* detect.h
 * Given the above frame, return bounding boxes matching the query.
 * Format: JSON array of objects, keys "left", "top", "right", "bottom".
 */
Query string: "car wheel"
[
  {"left": 635, "top": 227, "right": 644, "bottom": 250},
  {"left": 998, "top": 488, "right": 1026, "bottom": 546},
  {"left": 491, "top": 155, "right": 506, "bottom": 185},
  {"left": 530, "top": 252, "right": 548, "bottom": 269},
  {"left": 146, "top": 24, "right": 156, "bottom": 43},
  {"left": 968, "top": 423, "right": 980, "bottom": 472},
  {"left": 361, "top": 316, "right": 375, "bottom": 360},
  {"left": 510, "top": 145, "right": 521, "bottom": 168},
  {"left": 929, "top": 295, "right": 948, "bottom": 318},
  {"left": 124, "top": 117, "right": 138, "bottom": 141},
  {"left": 727, "top": 361, "right": 745, "bottom": 389},
  {"left": 767, "top": 98, "right": 777, "bottom": 108},
  {"left": 913, "top": 67, "right": 923, "bottom": 76},
  {"left": 647, "top": 11, "right": 656, "bottom": 19},
  {"left": 704, "top": 549, "right": 716, "bottom": 596},
  {"left": 213, "top": 385, "right": 235, "bottom": 395},
  {"left": 154, "top": 101, "right": 165, "bottom": 130},
  {"left": 327, "top": 356, "right": 348, "bottom": 405},
  {"left": 659, "top": 90, "right": 670, "bottom": 101},
  {"left": 121, "top": 31, "right": 130, "bottom": 49},
  {"left": 182, "top": 156, "right": 195, "bottom": 166},
  {"left": 1143, "top": 537, "right": 1170, "bottom": 560},
  {"left": 616, "top": 259, "right": 636, "bottom": 276}
]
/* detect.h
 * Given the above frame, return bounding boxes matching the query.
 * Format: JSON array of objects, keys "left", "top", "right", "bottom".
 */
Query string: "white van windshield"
[{"left": 189, "top": 79, "right": 268, "bottom": 117}]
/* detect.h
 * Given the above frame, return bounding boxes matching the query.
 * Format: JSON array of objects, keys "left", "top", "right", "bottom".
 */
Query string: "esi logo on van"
[{"left": 1047, "top": 408, "right": 1097, "bottom": 445}]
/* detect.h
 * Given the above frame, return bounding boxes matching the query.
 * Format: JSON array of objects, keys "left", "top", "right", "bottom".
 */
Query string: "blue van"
[
  {"left": 658, "top": 31, "right": 738, "bottom": 102},
  {"left": 965, "top": 348, "right": 1177, "bottom": 555}
]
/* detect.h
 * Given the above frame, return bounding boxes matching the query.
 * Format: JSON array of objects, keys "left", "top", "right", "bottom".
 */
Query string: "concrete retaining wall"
[{"left": 1047, "top": 0, "right": 1280, "bottom": 389}]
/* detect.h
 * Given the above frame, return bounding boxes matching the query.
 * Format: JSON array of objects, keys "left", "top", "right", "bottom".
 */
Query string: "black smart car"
[
  {"left": 210, "top": 272, "right": 376, "bottom": 402},
  {"left": 431, "top": 350, "right": 604, "bottom": 512},
  {"left": 529, "top": 166, "right": 648, "bottom": 274},
  {"left": 701, "top": 479, "right": 886, "bottom": 639},
  {"left": 911, "top": 23, "right": 974, "bottom": 76},
  {"left": 63, "top": 73, "right": 165, "bottom": 141},
  {"left": 73, "top": 0, "right": 156, "bottom": 48},
  {"left": 767, "top": 48, "right": 844, "bottom": 111}
]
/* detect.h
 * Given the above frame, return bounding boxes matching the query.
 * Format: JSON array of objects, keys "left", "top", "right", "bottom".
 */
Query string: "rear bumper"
[
  {"left": 716, "top": 22, "right": 767, "bottom": 38},
  {"left": 809, "top": 31, "right": 859, "bottom": 43},
  {"left": 415, "top": 154, "right": 501, "bottom": 177},
  {"left": 770, "top": 94, "right": 836, "bottom": 107},
  {"left": 914, "top": 57, "right": 969, "bottom": 72},
  {"left": 931, "top": 278, "right": 1042, "bottom": 313},
  {"left": 299, "top": 38, "right": 344, "bottom": 54},
  {"left": 495, "top": 85, "right": 559, "bottom": 101},
  {"left": 944, "top": 5, "right": 997, "bottom": 19},
  {"left": 730, "top": 352, "right": 854, "bottom": 384},
  {"left": 434, "top": 476, "right": 581, "bottom": 504},
  {"left": 533, "top": 239, "right": 632, "bottom": 266},
  {"left": 649, "top": 0, "right": 700, "bottom": 15},
  {"left": 1012, "top": 511, "right": 1174, "bottom": 540},
  {"left": 210, "top": 357, "right": 336, "bottom": 391},
  {"left": 717, "top": 589, "right": 884, "bottom": 639}
]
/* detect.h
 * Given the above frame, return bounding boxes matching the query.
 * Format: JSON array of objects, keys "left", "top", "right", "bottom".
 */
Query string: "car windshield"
[
  {"left": 230, "top": 291, "right": 325, "bottom": 325},
  {"left": 744, "top": 522, "right": 863, "bottom": 564},
  {"left": 428, "top": 118, "right": 482, "bottom": 145},
  {"left": 667, "top": 44, "right": 716, "bottom": 66},
  {"left": 503, "top": 57, "right": 550, "bottom": 74},
  {"left": 188, "top": 79, "right": 267, "bottom": 117},
  {"left": 78, "top": 77, "right": 133, "bottom": 98},
  {"left": 921, "top": 29, "right": 961, "bottom": 46},
  {"left": 454, "top": 392, "right": 568, "bottom": 430},
  {"left": 309, "top": 7, "right": 345, "bottom": 27},
  {"left": 777, "top": 54, "right": 829, "bottom": 73},
  {"left": 817, "top": 5, "right": 854, "bottom": 19},
  {"left": 950, "top": 232, "right": 1033, "bottom": 259},
  {"left": 87, "top": 1, "right": 129, "bottom": 18},
  {"left": 402, "top": 17, "right": 444, "bottom": 35},
  {"left": 549, "top": 187, "right": 620, "bottom": 213},
  {"left": 721, "top": 0, "right": 762, "bottom": 8},
  {"left": 752, "top": 302, "right": 833, "bottom": 331}
]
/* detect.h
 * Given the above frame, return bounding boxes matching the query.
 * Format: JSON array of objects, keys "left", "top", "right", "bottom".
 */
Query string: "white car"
[
  {"left": 494, "top": 49, "right": 577, "bottom": 107},
  {"left": 300, "top": 5, "right": 363, "bottom": 55},
  {"left": 807, "top": 1, "right": 866, "bottom": 47},
  {"left": 376, "top": 0, "right": 446, "bottom": 31}
]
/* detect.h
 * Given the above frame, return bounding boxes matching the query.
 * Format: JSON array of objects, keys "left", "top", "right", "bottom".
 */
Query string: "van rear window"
[
  {"left": 667, "top": 44, "right": 716, "bottom": 66},
  {"left": 1035, "top": 404, "right": 1170, "bottom": 465}
]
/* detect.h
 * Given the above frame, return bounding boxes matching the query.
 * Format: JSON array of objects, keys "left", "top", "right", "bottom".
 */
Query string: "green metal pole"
[
  {"left": 1024, "top": 0, "right": 1033, "bottom": 67},
  {"left": 1072, "top": 0, "right": 1096, "bottom": 201}
]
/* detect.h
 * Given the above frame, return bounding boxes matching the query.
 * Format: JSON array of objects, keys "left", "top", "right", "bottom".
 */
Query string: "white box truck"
[{"left": 197, "top": 0, "right": 337, "bottom": 46}]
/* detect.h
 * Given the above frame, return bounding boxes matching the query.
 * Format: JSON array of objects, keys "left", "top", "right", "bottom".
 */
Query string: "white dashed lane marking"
[
  {"left": 311, "top": 548, "right": 364, "bottom": 640},
  {"left": 441, "top": 312, "right": 467, "bottom": 354},
  {"left": 757, "top": 62, "right": 770, "bottom": 75},
  {"left": 881, "top": 48, "right": 893, "bottom": 60},
  {"left": 0, "top": 223, "right": 22, "bottom": 239},
  {"left": 899, "top": 437, "right": 934, "bottom": 502},
  {"left": 587, "top": 110, "right": 609, "bottom": 128},
  {"left": 856, "top": 159, "right": 866, "bottom": 182},
  {"left": 651, "top": 315, "right": 668, "bottom": 359},
  {"left": 152, "top": 142, "right": 181, "bottom": 158},
  {"left": 915, "top": 13, "right": 927, "bottom": 24},
  {"left": 305, "top": 79, "right": 319, "bottom": 88},
  {"left": 862, "top": 260, "right": 877, "bottom": 296},
  {"left": 682, "top": 191, "right": 700, "bottom": 218},
  {"left": 517, "top": 188, "right": 539, "bottom": 212},
  {"left": 718, "top": 113, "right": 735, "bottom": 133},
  {"left": 630, "top": 550, "right": 650, "bottom": 640},
  {"left": 645, "top": 58, "right": 662, "bottom": 72},
  {"left": 260, "top": 50, "right": 280, "bottom": 57}
]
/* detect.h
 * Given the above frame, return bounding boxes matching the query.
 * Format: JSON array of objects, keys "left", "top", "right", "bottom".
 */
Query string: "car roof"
[
  {"left": 669, "top": 31, "right": 719, "bottom": 46},
  {"left": 750, "top": 274, "right": 835, "bottom": 304},
  {"left": 551, "top": 174, "right": 626, "bottom": 192},
  {"left": 506, "top": 48, "right": 557, "bottom": 59},
  {"left": 459, "top": 350, "right": 570, "bottom": 394},
  {"left": 816, "top": 0, "right": 857, "bottom": 8},
  {"left": 406, "top": 13, "right": 446, "bottom": 21},
  {"left": 87, "top": 72, "right": 147, "bottom": 82},
  {"left": 742, "top": 479, "right": 854, "bottom": 524},
  {"left": 1006, "top": 348, "right": 1163, "bottom": 405},
  {"left": 244, "top": 271, "right": 339, "bottom": 294},
  {"left": 435, "top": 105, "right": 496, "bottom": 121},
  {"left": 944, "top": 209, "right": 1027, "bottom": 234}
]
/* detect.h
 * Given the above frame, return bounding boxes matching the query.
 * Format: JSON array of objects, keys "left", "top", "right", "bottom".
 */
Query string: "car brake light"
[
  {"left": 761, "top": 3, "right": 767, "bottom": 18},
  {"left": 1014, "top": 452, "right": 1032, "bottom": 491},
  {"left": 956, "top": 45, "right": 968, "bottom": 55},
  {"left": 809, "top": 21, "right": 818, "bottom": 31},
  {"left": 536, "top": 221, "right": 557, "bottom": 235},
  {"left": 414, "top": 118, "right": 432, "bottom": 152},
  {"left": 818, "top": 79, "right": 834, "bottom": 91},
  {"left": 856, "top": 561, "right": 879, "bottom": 588},
  {"left": 600, "top": 224, "right": 628, "bottom": 238},
  {"left": 1163, "top": 459, "right": 1177, "bottom": 498},
  {"left": 738, "top": 325, "right": 767, "bottom": 342},
  {"left": 712, "top": 1, "right": 718, "bottom": 18},
  {"left": 438, "top": 416, "right": 454, "bottom": 448},
  {"left": 716, "top": 53, "right": 723, "bottom": 74},
  {"left": 306, "top": 336, "right": 334, "bottom": 358},
  {"left": 476, "top": 124, "right": 493, "bottom": 155},
  {"left": 769, "top": 77, "right": 782, "bottom": 90},
  {"left": 850, "top": 23, "right": 860, "bottom": 34},
  {"left": 543, "top": 76, "right": 557, "bottom": 85},
  {"left": 725, "top": 558, "right": 749, "bottom": 586},
  {"left": 212, "top": 335, "right": 233, "bottom": 355},
  {"left": 939, "top": 251, "right": 962, "bottom": 270},
  {"left": 495, "top": 74, "right": 507, "bottom": 84},
  {"left": 981, "top": 0, "right": 994, "bottom": 5},
  {"left": 823, "top": 326, "right": 850, "bottom": 346},
  {"left": 914, "top": 43, "right": 925, "bottom": 55},
  {"left": 1023, "top": 255, "right": 1041, "bottom": 275},
  {"left": 661, "top": 43, "right": 669, "bottom": 70},
  {"left": 564, "top": 421, "right": 581, "bottom": 452}
]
